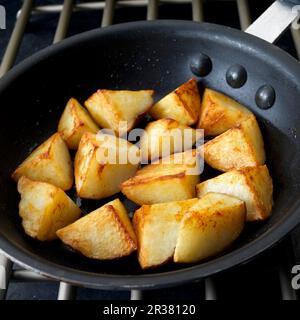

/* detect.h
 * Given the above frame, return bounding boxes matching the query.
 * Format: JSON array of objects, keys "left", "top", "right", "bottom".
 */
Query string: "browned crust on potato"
[
  {"left": 106, "top": 204, "right": 137, "bottom": 252},
  {"left": 203, "top": 126, "right": 251, "bottom": 171},
  {"left": 174, "top": 78, "right": 200, "bottom": 122},
  {"left": 11, "top": 133, "right": 60, "bottom": 181},
  {"left": 184, "top": 201, "right": 245, "bottom": 229},
  {"left": 85, "top": 89, "right": 154, "bottom": 136},
  {"left": 133, "top": 206, "right": 174, "bottom": 269},
  {"left": 121, "top": 170, "right": 186, "bottom": 188},
  {"left": 237, "top": 165, "right": 273, "bottom": 220},
  {"left": 203, "top": 116, "right": 264, "bottom": 171},
  {"left": 74, "top": 136, "right": 98, "bottom": 197},
  {"left": 198, "top": 89, "right": 253, "bottom": 136},
  {"left": 199, "top": 92, "right": 225, "bottom": 130}
]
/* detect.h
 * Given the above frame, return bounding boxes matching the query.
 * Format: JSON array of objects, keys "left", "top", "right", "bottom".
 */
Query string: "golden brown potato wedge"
[
  {"left": 133, "top": 199, "right": 199, "bottom": 269},
  {"left": 18, "top": 176, "right": 81, "bottom": 241},
  {"left": 202, "top": 116, "right": 265, "bottom": 171},
  {"left": 153, "top": 148, "right": 203, "bottom": 176},
  {"left": 58, "top": 97, "right": 99, "bottom": 149},
  {"left": 85, "top": 89, "right": 154, "bottom": 136},
  {"left": 196, "top": 165, "right": 273, "bottom": 221},
  {"left": 197, "top": 88, "right": 253, "bottom": 136},
  {"left": 140, "top": 118, "right": 197, "bottom": 162},
  {"left": 57, "top": 199, "right": 137, "bottom": 260},
  {"left": 75, "top": 132, "right": 140, "bottom": 199},
  {"left": 12, "top": 133, "right": 73, "bottom": 190},
  {"left": 174, "top": 192, "right": 246, "bottom": 263},
  {"left": 121, "top": 161, "right": 200, "bottom": 205},
  {"left": 149, "top": 78, "right": 201, "bottom": 126}
]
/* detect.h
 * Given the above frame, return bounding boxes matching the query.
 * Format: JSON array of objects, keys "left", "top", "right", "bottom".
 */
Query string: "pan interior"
[{"left": 0, "top": 21, "right": 300, "bottom": 283}]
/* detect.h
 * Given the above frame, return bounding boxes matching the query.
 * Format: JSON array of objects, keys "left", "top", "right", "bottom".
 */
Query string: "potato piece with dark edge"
[
  {"left": 85, "top": 89, "right": 154, "bottom": 136},
  {"left": 140, "top": 118, "right": 197, "bottom": 162},
  {"left": 150, "top": 78, "right": 201, "bottom": 126},
  {"left": 202, "top": 116, "right": 265, "bottom": 171},
  {"left": 12, "top": 133, "right": 73, "bottom": 190},
  {"left": 133, "top": 198, "right": 199, "bottom": 269},
  {"left": 197, "top": 88, "right": 253, "bottom": 136},
  {"left": 57, "top": 199, "right": 137, "bottom": 260},
  {"left": 196, "top": 165, "right": 273, "bottom": 221},
  {"left": 18, "top": 176, "right": 81, "bottom": 241},
  {"left": 58, "top": 97, "right": 99, "bottom": 149},
  {"left": 75, "top": 132, "right": 140, "bottom": 199},
  {"left": 121, "top": 161, "right": 200, "bottom": 205},
  {"left": 174, "top": 192, "right": 246, "bottom": 263}
]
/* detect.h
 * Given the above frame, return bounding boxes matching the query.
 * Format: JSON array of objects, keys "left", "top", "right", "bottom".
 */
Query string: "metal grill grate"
[{"left": 0, "top": 0, "right": 299, "bottom": 301}]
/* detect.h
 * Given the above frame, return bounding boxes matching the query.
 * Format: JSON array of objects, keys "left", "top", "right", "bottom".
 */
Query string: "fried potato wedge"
[
  {"left": 57, "top": 199, "right": 137, "bottom": 260},
  {"left": 12, "top": 133, "right": 73, "bottom": 190},
  {"left": 133, "top": 199, "right": 199, "bottom": 269},
  {"left": 196, "top": 165, "right": 273, "bottom": 221},
  {"left": 85, "top": 89, "right": 154, "bottom": 136},
  {"left": 18, "top": 176, "right": 81, "bottom": 241},
  {"left": 202, "top": 116, "right": 265, "bottom": 171},
  {"left": 153, "top": 149, "right": 203, "bottom": 176},
  {"left": 75, "top": 132, "right": 140, "bottom": 199},
  {"left": 149, "top": 78, "right": 201, "bottom": 126},
  {"left": 121, "top": 161, "right": 200, "bottom": 205},
  {"left": 58, "top": 97, "right": 99, "bottom": 149},
  {"left": 174, "top": 192, "right": 246, "bottom": 263},
  {"left": 197, "top": 88, "right": 253, "bottom": 136},
  {"left": 140, "top": 118, "right": 197, "bottom": 162}
]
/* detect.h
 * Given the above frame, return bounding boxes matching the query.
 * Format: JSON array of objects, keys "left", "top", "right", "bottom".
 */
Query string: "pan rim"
[{"left": 1, "top": 20, "right": 300, "bottom": 290}]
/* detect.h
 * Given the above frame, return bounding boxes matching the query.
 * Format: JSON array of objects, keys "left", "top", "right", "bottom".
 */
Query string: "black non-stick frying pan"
[{"left": 0, "top": 0, "right": 300, "bottom": 290}]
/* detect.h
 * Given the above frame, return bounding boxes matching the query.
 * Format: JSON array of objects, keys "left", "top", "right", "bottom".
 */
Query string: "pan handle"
[{"left": 245, "top": 0, "right": 300, "bottom": 43}]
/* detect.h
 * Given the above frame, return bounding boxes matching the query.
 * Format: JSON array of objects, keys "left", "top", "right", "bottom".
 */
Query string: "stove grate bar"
[
  {"left": 147, "top": 0, "right": 159, "bottom": 20},
  {"left": 57, "top": 282, "right": 77, "bottom": 300},
  {"left": 0, "top": 0, "right": 34, "bottom": 76},
  {"left": 131, "top": 289, "right": 143, "bottom": 300},
  {"left": 12, "top": 270, "right": 51, "bottom": 282},
  {"left": 101, "top": 0, "right": 116, "bottom": 27},
  {"left": 53, "top": 0, "right": 75, "bottom": 43},
  {"left": 236, "top": 0, "right": 251, "bottom": 30},
  {"left": 0, "top": 255, "right": 12, "bottom": 300},
  {"left": 192, "top": 0, "right": 204, "bottom": 22},
  {"left": 291, "top": 27, "right": 300, "bottom": 58},
  {"left": 204, "top": 278, "right": 217, "bottom": 300}
]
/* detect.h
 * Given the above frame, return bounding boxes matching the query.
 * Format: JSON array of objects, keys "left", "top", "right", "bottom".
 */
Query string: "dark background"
[{"left": 1, "top": 0, "right": 298, "bottom": 65}]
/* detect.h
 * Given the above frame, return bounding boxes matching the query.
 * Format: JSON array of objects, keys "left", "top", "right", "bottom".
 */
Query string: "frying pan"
[{"left": 0, "top": 0, "right": 300, "bottom": 290}]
